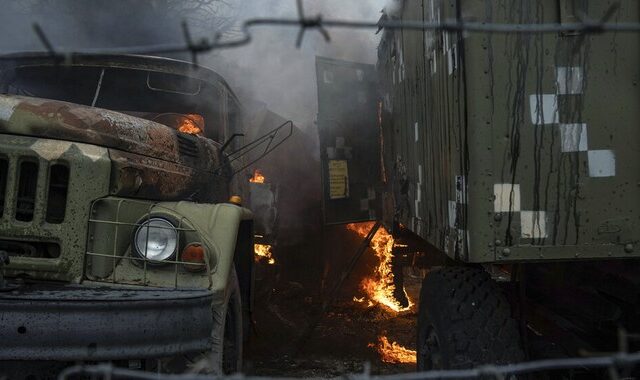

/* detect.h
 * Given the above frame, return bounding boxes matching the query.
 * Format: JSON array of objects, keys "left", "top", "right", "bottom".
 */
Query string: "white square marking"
[
  {"left": 521, "top": 211, "right": 547, "bottom": 239},
  {"left": 559, "top": 124, "right": 588, "bottom": 152},
  {"left": 359, "top": 198, "right": 369, "bottom": 211},
  {"left": 556, "top": 67, "right": 583, "bottom": 95},
  {"left": 323, "top": 70, "right": 334, "bottom": 84},
  {"left": 529, "top": 94, "right": 559, "bottom": 125},
  {"left": 448, "top": 200, "right": 456, "bottom": 228},
  {"left": 494, "top": 184, "right": 521, "bottom": 213},
  {"left": 588, "top": 150, "right": 616, "bottom": 177}
]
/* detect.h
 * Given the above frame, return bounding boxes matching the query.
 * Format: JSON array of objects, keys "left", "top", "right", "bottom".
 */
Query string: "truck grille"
[
  {"left": 16, "top": 161, "right": 38, "bottom": 222},
  {"left": 0, "top": 158, "right": 7, "bottom": 218},
  {"left": 0, "top": 157, "right": 70, "bottom": 225}
]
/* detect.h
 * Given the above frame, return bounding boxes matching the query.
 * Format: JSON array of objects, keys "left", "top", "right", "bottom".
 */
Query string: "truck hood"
[{"left": 0, "top": 94, "right": 188, "bottom": 163}]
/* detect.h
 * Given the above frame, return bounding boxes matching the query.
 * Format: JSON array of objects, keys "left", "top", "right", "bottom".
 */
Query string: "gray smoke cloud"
[
  {"left": 0, "top": 0, "right": 387, "bottom": 131},
  {"left": 205, "top": 0, "right": 387, "bottom": 131}
]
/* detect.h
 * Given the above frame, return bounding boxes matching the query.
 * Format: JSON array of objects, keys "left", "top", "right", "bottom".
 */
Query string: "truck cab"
[{"left": 0, "top": 53, "right": 256, "bottom": 376}]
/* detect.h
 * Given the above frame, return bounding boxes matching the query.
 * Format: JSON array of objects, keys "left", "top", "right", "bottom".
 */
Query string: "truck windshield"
[{"left": 2, "top": 65, "right": 223, "bottom": 141}]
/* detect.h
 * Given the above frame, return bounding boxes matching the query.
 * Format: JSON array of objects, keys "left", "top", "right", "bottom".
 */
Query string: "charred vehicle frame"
[{"left": 0, "top": 53, "right": 291, "bottom": 376}]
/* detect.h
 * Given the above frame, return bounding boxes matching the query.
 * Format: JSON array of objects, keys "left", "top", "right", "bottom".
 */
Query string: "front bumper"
[{"left": 0, "top": 283, "right": 213, "bottom": 361}]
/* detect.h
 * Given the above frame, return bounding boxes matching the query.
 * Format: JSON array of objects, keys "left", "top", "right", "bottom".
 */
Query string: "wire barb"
[
  {"left": 181, "top": 20, "right": 198, "bottom": 65},
  {"left": 32, "top": 23, "right": 57, "bottom": 57},
  {"left": 294, "top": 0, "right": 331, "bottom": 48}
]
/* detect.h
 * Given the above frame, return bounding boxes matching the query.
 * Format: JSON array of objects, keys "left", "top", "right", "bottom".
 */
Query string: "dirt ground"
[{"left": 244, "top": 264, "right": 423, "bottom": 378}]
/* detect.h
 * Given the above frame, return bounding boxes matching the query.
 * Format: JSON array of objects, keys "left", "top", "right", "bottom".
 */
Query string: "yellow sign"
[{"left": 328, "top": 160, "right": 349, "bottom": 199}]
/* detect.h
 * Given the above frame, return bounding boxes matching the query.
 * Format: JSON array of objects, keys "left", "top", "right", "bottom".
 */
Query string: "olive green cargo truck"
[
  {"left": 0, "top": 53, "right": 267, "bottom": 375},
  {"left": 317, "top": 0, "right": 639, "bottom": 372}
]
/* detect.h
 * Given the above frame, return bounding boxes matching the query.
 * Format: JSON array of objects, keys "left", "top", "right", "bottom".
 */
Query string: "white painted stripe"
[
  {"left": 0, "top": 96, "right": 21, "bottom": 122},
  {"left": 521, "top": 211, "right": 548, "bottom": 239},
  {"left": 417, "top": 187, "right": 422, "bottom": 202},
  {"left": 529, "top": 94, "right": 559, "bottom": 125},
  {"left": 559, "top": 123, "right": 588, "bottom": 152},
  {"left": 414, "top": 122, "right": 419, "bottom": 143},
  {"left": 588, "top": 150, "right": 616, "bottom": 177},
  {"left": 415, "top": 199, "right": 420, "bottom": 218},
  {"left": 494, "top": 183, "right": 521, "bottom": 213},
  {"left": 556, "top": 67, "right": 583, "bottom": 95},
  {"left": 418, "top": 164, "right": 423, "bottom": 184}
]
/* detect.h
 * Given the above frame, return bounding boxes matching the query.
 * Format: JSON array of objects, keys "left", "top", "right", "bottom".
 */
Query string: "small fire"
[
  {"left": 254, "top": 243, "right": 275, "bottom": 265},
  {"left": 371, "top": 336, "right": 417, "bottom": 364},
  {"left": 249, "top": 169, "right": 266, "bottom": 184},
  {"left": 347, "top": 222, "right": 413, "bottom": 313},
  {"left": 177, "top": 115, "right": 203, "bottom": 135}
]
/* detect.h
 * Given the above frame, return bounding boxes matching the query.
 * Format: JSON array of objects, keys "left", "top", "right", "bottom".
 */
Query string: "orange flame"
[
  {"left": 254, "top": 244, "right": 275, "bottom": 265},
  {"left": 249, "top": 169, "right": 266, "bottom": 184},
  {"left": 177, "top": 114, "right": 203, "bottom": 135},
  {"left": 347, "top": 222, "right": 413, "bottom": 313},
  {"left": 371, "top": 336, "right": 416, "bottom": 364}
]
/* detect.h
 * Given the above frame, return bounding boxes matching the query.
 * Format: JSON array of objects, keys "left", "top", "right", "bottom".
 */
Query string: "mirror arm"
[{"left": 221, "top": 133, "right": 245, "bottom": 153}]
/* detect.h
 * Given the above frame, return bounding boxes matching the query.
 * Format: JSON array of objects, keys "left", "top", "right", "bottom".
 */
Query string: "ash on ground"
[{"left": 244, "top": 266, "right": 422, "bottom": 378}]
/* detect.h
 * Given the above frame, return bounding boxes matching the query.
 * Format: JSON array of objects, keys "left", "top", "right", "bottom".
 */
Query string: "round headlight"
[{"left": 134, "top": 218, "right": 178, "bottom": 262}]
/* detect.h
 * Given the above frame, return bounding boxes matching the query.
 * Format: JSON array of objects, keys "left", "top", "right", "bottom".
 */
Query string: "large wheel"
[
  {"left": 417, "top": 267, "right": 524, "bottom": 371},
  {"left": 157, "top": 268, "right": 243, "bottom": 374}
]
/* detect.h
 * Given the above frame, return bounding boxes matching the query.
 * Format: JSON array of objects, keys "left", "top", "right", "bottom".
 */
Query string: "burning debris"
[
  {"left": 250, "top": 169, "right": 266, "bottom": 183},
  {"left": 346, "top": 222, "right": 413, "bottom": 313},
  {"left": 254, "top": 243, "right": 275, "bottom": 265},
  {"left": 370, "top": 336, "right": 417, "bottom": 364}
]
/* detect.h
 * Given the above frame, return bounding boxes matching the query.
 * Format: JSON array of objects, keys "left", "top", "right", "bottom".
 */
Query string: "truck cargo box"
[{"left": 376, "top": 0, "right": 639, "bottom": 263}]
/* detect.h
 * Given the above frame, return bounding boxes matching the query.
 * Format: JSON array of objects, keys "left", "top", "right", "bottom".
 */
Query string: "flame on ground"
[
  {"left": 371, "top": 336, "right": 417, "bottom": 364},
  {"left": 254, "top": 244, "right": 275, "bottom": 265},
  {"left": 249, "top": 169, "right": 266, "bottom": 183},
  {"left": 346, "top": 222, "right": 413, "bottom": 313}
]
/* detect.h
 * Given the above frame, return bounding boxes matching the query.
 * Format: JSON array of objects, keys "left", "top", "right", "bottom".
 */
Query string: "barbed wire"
[
  {"left": 57, "top": 351, "right": 640, "bottom": 380},
  {"left": 2, "top": 1, "right": 639, "bottom": 62}
]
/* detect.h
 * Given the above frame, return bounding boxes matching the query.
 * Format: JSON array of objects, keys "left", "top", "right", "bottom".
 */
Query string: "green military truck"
[
  {"left": 0, "top": 53, "right": 276, "bottom": 377},
  {"left": 376, "top": 0, "right": 639, "bottom": 371}
]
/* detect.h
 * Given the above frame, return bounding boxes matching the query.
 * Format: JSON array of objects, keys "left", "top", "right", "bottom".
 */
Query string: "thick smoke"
[
  {"left": 0, "top": 0, "right": 386, "bottom": 130},
  {"left": 205, "top": 0, "right": 387, "bottom": 131}
]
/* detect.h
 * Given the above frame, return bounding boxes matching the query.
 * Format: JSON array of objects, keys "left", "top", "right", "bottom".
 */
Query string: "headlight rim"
[{"left": 131, "top": 216, "right": 179, "bottom": 264}]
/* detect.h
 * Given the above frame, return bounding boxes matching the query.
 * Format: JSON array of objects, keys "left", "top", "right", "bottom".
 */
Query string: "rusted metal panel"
[{"left": 379, "top": 0, "right": 639, "bottom": 263}]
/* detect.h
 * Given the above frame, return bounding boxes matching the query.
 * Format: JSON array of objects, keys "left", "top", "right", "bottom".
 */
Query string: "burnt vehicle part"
[
  {"left": 316, "top": 57, "right": 381, "bottom": 226},
  {"left": 0, "top": 54, "right": 277, "bottom": 372}
]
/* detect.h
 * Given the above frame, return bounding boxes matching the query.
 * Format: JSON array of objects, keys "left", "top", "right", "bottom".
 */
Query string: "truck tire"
[
  {"left": 220, "top": 268, "right": 243, "bottom": 374},
  {"left": 417, "top": 267, "right": 524, "bottom": 371}
]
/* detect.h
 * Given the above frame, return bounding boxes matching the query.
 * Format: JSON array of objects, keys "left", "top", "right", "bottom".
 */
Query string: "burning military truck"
[
  {"left": 318, "top": 0, "right": 639, "bottom": 374},
  {"left": 0, "top": 53, "right": 290, "bottom": 377}
]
